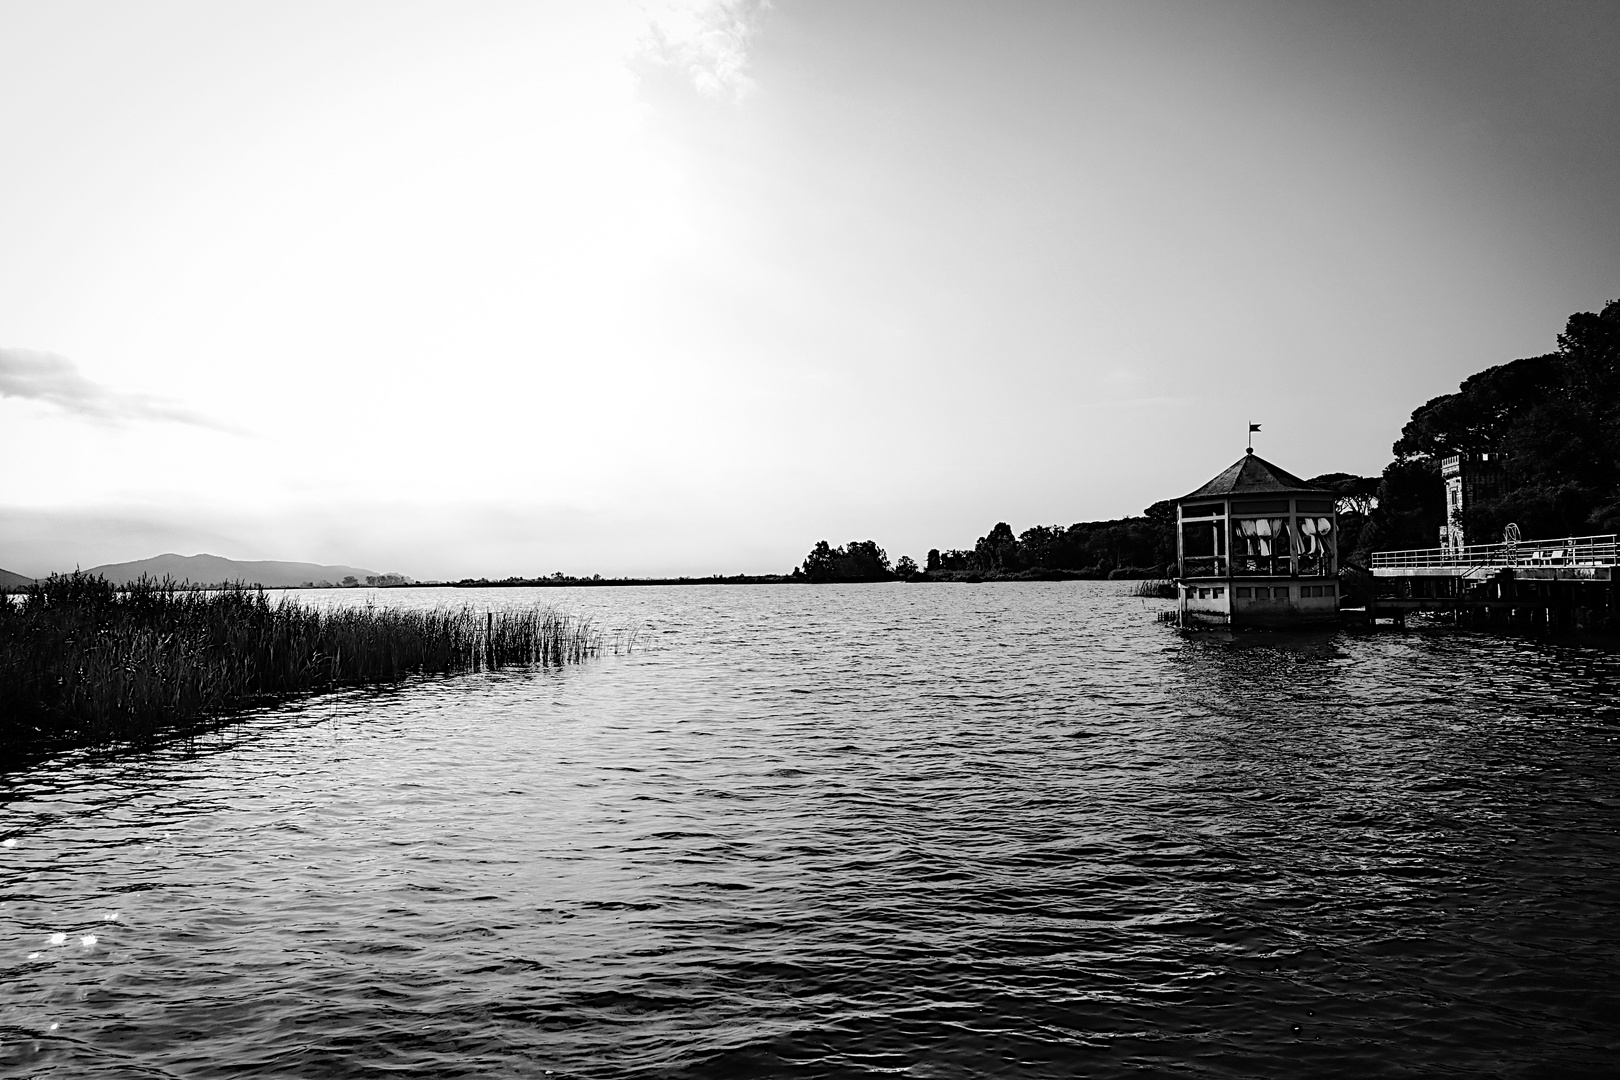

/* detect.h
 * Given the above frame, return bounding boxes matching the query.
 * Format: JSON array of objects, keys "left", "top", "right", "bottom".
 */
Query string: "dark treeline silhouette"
[
  {"left": 798, "top": 540, "right": 895, "bottom": 583},
  {"left": 797, "top": 512, "right": 1179, "bottom": 584},
  {"left": 923, "top": 511, "right": 1175, "bottom": 580},
  {"left": 1367, "top": 296, "right": 1620, "bottom": 552},
  {"left": 453, "top": 573, "right": 795, "bottom": 587},
  {"left": 1302, "top": 472, "right": 1381, "bottom": 567}
]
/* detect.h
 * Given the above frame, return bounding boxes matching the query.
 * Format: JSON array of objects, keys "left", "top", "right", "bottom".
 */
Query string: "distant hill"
[
  {"left": 83, "top": 553, "right": 395, "bottom": 588},
  {"left": 0, "top": 566, "right": 34, "bottom": 588}
]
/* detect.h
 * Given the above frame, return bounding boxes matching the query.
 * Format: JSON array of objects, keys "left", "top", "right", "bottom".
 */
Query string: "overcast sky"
[{"left": 3, "top": 0, "right": 1617, "bottom": 579}]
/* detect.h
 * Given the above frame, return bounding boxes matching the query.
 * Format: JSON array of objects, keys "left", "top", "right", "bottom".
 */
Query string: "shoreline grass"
[
  {"left": 0, "top": 572, "right": 612, "bottom": 752},
  {"left": 1130, "top": 579, "right": 1178, "bottom": 599}
]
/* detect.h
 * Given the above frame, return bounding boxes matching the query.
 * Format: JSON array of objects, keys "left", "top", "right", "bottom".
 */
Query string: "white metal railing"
[{"left": 1372, "top": 534, "right": 1618, "bottom": 569}]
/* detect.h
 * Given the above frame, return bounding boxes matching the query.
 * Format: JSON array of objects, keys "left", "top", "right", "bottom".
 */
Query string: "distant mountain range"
[
  {"left": 79, "top": 553, "right": 393, "bottom": 588},
  {"left": 0, "top": 566, "right": 33, "bottom": 588}
]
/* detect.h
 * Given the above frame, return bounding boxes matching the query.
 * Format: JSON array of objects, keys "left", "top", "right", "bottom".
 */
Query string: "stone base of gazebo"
[{"left": 1179, "top": 578, "right": 1339, "bottom": 628}]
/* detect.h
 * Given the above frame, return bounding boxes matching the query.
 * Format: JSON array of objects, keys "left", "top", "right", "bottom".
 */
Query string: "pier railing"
[{"left": 1372, "top": 534, "right": 1618, "bottom": 570}]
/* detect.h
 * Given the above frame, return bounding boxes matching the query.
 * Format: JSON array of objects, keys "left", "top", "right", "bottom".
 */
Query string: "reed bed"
[
  {"left": 1130, "top": 579, "right": 1178, "bottom": 599},
  {"left": 0, "top": 573, "right": 612, "bottom": 750}
]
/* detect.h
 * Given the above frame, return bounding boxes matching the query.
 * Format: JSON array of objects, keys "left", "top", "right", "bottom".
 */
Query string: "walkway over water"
[
  {"left": 1372, "top": 533, "right": 1617, "bottom": 577},
  {"left": 1368, "top": 533, "right": 1616, "bottom": 630}
]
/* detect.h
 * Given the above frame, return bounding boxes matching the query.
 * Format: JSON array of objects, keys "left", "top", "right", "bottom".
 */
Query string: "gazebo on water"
[{"left": 1176, "top": 449, "right": 1340, "bottom": 628}]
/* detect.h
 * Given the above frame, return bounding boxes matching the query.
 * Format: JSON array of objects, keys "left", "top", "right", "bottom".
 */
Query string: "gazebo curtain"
[
  {"left": 1232, "top": 518, "right": 1290, "bottom": 557},
  {"left": 1295, "top": 516, "right": 1334, "bottom": 555}
]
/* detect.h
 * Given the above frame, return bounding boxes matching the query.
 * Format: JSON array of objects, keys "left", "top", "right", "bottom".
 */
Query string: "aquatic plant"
[
  {"left": 0, "top": 573, "right": 610, "bottom": 750},
  {"left": 1130, "top": 579, "right": 1178, "bottom": 599}
]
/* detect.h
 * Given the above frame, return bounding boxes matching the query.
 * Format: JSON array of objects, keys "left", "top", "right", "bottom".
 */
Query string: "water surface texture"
[{"left": 3, "top": 583, "right": 1619, "bottom": 1077}]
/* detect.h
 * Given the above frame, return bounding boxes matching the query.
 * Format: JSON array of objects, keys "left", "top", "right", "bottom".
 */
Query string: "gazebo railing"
[
  {"left": 1231, "top": 554, "right": 1291, "bottom": 576},
  {"left": 1182, "top": 556, "right": 1227, "bottom": 578},
  {"left": 1181, "top": 554, "right": 1339, "bottom": 577}
]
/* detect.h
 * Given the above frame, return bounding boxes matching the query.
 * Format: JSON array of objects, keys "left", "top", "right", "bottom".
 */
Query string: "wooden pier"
[{"left": 1368, "top": 534, "right": 1618, "bottom": 631}]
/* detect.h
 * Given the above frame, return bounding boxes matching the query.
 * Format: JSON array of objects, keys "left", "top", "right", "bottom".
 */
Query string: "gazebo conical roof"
[{"left": 1178, "top": 450, "right": 1331, "bottom": 503}]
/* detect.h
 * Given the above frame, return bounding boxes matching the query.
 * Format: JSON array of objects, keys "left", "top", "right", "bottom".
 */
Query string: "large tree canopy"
[
  {"left": 1391, "top": 355, "right": 1561, "bottom": 461},
  {"left": 800, "top": 540, "right": 894, "bottom": 583},
  {"left": 928, "top": 509, "right": 1174, "bottom": 578},
  {"left": 1375, "top": 297, "right": 1620, "bottom": 548},
  {"left": 1306, "top": 473, "right": 1381, "bottom": 517}
]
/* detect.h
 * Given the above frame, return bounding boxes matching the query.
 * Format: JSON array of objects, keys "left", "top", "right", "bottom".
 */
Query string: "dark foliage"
[
  {"left": 1307, "top": 473, "right": 1382, "bottom": 565},
  {"left": 1307, "top": 473, "right": 1381, "bottom": 517},
  {"left": 1375, "top": 297, "right": 1620, "bottom": 547},
  {"left": 924, "top": 510, "right": 1174, "bottom": 580},
  {"left": 452, "top": 573, "right": 794, "bottom": 587},
  {"left": 801, "top": 540, "right": 894, "bottom": 583}
]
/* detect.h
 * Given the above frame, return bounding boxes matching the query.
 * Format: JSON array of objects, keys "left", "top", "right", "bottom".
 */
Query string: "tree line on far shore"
[
  {"left": 795, "top": 513, "right": 1180, "bottom": 584},
  {"left": 796, "top": 295, "right": 1616, "bottom": 583},
  {"left": 797, "top": 492, "right": 1358, "bottom": 585}
]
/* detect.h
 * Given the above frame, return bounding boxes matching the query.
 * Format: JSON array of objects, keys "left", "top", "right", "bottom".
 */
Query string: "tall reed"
[
  {"left": 1130, "top": 579, "right": 1178, "bottom": 599},
  {"left": 0, "top": 573, "right": 611, "bottom": 750}
]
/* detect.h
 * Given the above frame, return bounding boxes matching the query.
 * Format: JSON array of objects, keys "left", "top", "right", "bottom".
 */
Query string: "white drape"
[
  {"left": 1295, "top": 517, "right": 1333, "bottom": 554},
  {"left": 1234, "top": 518, "right": 1290, "bottom": 557}
]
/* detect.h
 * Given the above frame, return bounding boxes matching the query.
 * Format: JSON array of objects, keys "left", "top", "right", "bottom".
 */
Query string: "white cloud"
[
  {"left": 0, "top": 348, "right": 226, "bottom": 430},
  {"left": 635, "top": 0, "right": 768, "bottom": 100}
]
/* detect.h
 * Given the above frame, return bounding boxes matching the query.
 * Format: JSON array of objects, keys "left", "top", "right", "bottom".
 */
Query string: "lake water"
[{"left": 3, "top": 582, "right": 1620, "bottom": 1077}]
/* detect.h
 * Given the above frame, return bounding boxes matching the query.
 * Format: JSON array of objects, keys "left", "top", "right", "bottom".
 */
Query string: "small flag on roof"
[{"left": 1249, "top": 423, "right": 1261, "bottom": 432}]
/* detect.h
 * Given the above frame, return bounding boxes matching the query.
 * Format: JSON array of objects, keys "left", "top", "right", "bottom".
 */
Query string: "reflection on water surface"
[{"left": 3, "top": 583, "right": 1619, "bottom": 1077}]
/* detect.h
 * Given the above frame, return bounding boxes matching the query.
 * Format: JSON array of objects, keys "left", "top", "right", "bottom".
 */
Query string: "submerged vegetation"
[{"left": 0, "top": 573, "right": 612, "bottom": 751}]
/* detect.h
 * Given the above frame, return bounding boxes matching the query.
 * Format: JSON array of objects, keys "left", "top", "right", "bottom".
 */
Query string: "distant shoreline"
[
  {"left": 1, "top": 568, "right": 1173, "bottom": 594},
  {"left": 432, "top": 568, "right": 1166, "bottom": 587},
  {"left": 361, "top": 568, "right": 1165, "bottom": 589},
  {"left": 413, "top": 575, "right": 797, "bottom": 588}
]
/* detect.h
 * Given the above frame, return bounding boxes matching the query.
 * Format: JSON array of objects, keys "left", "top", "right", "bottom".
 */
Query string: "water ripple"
[{"left": 3, "top": 583, "right": 1619, "bottom": 1076}]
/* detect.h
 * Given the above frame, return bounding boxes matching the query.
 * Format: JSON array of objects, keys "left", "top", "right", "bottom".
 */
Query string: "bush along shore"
[{"left": 0, "top": 573, "right": 612, "bottom": 751}]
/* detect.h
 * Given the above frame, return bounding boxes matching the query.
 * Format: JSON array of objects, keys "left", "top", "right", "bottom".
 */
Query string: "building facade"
[
  {"left": 1176, "top": 450, "right": 1340, "bottom": 628},
  {"left": 1440, "top": 453, "right": 1503, "bottom": 552}
]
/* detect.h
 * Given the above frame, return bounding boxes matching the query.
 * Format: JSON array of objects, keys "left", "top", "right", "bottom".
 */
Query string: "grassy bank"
[{"left": 0, "top": 573, "right": 610, "bottom": 751}]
